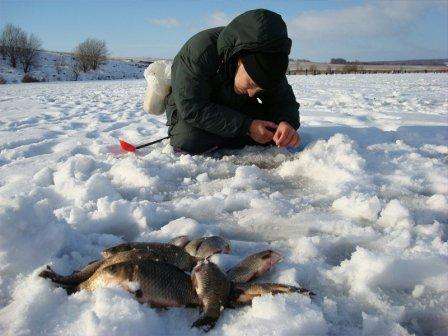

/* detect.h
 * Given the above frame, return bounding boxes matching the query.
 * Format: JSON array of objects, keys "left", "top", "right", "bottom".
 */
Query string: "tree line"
[{"left": 0, "top": 24, "right": 109, "bottom": 80}]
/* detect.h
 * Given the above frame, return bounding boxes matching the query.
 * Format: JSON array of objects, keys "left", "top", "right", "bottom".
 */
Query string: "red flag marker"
[{"left": 119, "top": 136, "right": 170, "bottom": 153}]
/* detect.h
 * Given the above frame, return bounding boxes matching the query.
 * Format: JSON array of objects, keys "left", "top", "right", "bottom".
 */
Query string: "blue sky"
[{"left": 1, "top": 0, "right": 447, "bottom": 61}]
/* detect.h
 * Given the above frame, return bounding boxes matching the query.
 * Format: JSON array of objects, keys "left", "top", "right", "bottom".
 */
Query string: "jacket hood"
[{"left": 217, "top": 9, "right": 292, "bottom": 62}]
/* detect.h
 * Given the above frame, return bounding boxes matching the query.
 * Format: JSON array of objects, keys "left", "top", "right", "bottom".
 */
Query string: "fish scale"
[
  {"left": 101, "top": 243, "right": 198, "bottom": 271},
  {"left": 230, "top": 282, "right": 314, "bottom": 305},
  {"left": 39, "top": 249, "right": 198, "bottom": 289},
  {"left": 80, "top": 260, "right": 201, "bottom": 307},
  {"left": 191, "top": 260, "right": 231, "bottom": 331}
]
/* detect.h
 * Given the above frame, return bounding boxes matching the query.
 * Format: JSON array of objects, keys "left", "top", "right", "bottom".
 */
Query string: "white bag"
[{"left": 143, "top": 60, "right": 172, "bottom": 115}]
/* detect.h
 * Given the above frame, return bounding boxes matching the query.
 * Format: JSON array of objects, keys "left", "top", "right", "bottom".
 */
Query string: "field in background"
[
  {"left": 288, "top": 59, "right": 448, "bottom": 75},
  {"left": 0, "top": 50, "right": 146, "bottom": 83},
  {"left": 0, "top": 73, "right": 446, "bottom": 336},
  {"left": 1, "top": 49, "right": 447, "bottom": 84}
]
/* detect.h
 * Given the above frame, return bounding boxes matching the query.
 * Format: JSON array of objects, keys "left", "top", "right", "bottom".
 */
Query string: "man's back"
[{"left": 166, "top": 9, "right": 300, "bottom": 154}]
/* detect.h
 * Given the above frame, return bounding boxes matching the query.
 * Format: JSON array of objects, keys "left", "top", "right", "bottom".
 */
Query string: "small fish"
[
  {"left": 229, "top": 282, "right": 314, "bottom": 306},
  {"left": 101, "top": 242, "right": 198, "bottom": 271},
  {"left": 191, "top": 260, "right": 231, "bottom": 332},
  {"left": 39, "top": 248, "right": 198, "bottom": 290},
  {"left": 101, "top": 242, "right": 173, "bottom": 259},
  {"left": 226, "top": 250, "right": 282, "bottom": 283},
  {"left": 185, "top": 236, "right": 231, "bottom": 258},
  {"left": 79, "top": 260, "right": 201, "bottom": 308}
]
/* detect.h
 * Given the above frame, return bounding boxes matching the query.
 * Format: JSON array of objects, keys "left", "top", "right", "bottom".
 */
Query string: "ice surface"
[{"left": 0, "top": 73, "right": 447, "bottom": 335}]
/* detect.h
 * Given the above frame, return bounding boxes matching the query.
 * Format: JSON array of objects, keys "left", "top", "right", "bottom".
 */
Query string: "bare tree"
[
  {"left": 308, "top": 64, "right": 318, "bottom": 75},
  {"left": 18, "top": 33, "right": 41, "bottom": 73},
  {"left": 0, "top": 24, "right": 27, "bottom": 68},
  {"left": 54, "top": 54, "right": 67, "bottom": 75},
  {"left": 0, "top": 43, "right": 5, "bottom": 59},
  {"left": 70, "top": 61, "right": 82, "bottom": 80},
  {"left": 73, "top": 38, "right": 109, "bottom": 72},
  {"left": 342, "top": 64, "right": 359, "bottom": 73}
]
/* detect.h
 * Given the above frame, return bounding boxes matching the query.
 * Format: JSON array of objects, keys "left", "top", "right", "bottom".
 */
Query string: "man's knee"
[{"left": 169, "top": 125, "right": 221, "bottom": 154}]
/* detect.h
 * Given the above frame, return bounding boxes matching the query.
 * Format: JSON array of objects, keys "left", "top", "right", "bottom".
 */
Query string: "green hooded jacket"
[{"left": 166, "top": 9, "right": 300, "bottom": 138}]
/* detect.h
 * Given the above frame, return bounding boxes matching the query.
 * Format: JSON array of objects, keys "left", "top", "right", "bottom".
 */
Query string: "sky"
[{"left": 1, "top": 0, "right": 447, "bottom": 62}]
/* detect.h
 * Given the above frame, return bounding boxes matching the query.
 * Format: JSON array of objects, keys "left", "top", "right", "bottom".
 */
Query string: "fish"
[
  {"left": 101, "top": 242, "right": 175, "bottom": 259},
  {"left": 101, "top": 246, "right": 198, "bottom": 272},
  {"left": 39, "top": 248, "right": 198, "bottom": 290},
  {"left": 226, "top": 250, "right": 282, "bottom": 283},
  {"left": 229, "top": 282, "right": 315, "bottom": 306},
  {"left": 184, "top": 236, "right": 231, "bottom": 258},
  {"left": 100, "top": 242, "right": 198, "bottom": 271},
  {"left": 40, "top": 243, "right": 313, "bottom": 331},
  {"left": 168, "top": 235, "right": 190, "bottom": 248},
  {"left": 102, "top": 236, "right": 230, "bottom": 260},
  {"left": 79, "top": 259, "right": 201, "bottom": 308},
  {"left": 40, "top": 237, "right": 230, "bottom": 291},
  {"left": 191, "top": 260, "right": 231, "bottom": 331}
]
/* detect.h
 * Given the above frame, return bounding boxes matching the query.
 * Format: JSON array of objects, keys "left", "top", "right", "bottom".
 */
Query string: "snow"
[
  {"left": 0, "top": 51, "right": 145, "bottom": 83},
  {"left": 0, "top": 73, "right": 447, "bottom": 335},
  {"left": 332, "top": 192, "right": 381, "bottom": 221}
]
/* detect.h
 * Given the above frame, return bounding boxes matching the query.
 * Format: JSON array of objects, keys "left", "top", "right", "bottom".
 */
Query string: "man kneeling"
[{"left": 165, "top": 9, "right": 301, "bottom": 154}]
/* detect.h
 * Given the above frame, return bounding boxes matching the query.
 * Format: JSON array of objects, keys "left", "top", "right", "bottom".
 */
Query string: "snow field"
[
  {"left": 0, "top": 51, "right": 144, "bottom": 83},
  {"left": 0, "top": 73, "right": 447, "bottom": 335}
]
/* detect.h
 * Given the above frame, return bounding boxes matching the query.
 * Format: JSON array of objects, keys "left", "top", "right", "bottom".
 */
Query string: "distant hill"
[
  {"left": 0, "top": 50, "right": 148, "bottom": 84},
  {"left": 288, "top": 58, "right": 448, "bottom": 74},
  {"left": 353, "top": 59, "right": 448, "bottom": 66}
]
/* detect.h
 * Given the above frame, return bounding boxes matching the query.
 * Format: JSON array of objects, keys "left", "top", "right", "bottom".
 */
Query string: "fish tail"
[{"left": 39, "top": 266, "right": 80, "bottom": 295}]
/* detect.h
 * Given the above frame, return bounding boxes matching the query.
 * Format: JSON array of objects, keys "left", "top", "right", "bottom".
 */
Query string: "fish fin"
[
  {"left": 224, "top": 300, "right": 242, "bottom": 309},
  {"left": 64, "top": 285, "right": 79, "bottom": 295},
  {"left": 39, "top": 266, "right": 65, "bottom": 283},
  {"left": 130, "top": 262, "right": 141, "bottom": 282},
  {"left": 191, "top": 315, "right": 217, "bottom": 332},
  {"left": 86, "top": 259, "right": 100, "bottom": 266},
  {"left": 195, "top": 240, "right": 204, "bottom": 256},
  {"left": 285, "top": 284, "right": 315, "bottom": 296},
  {"left": 39, "top": 267, "right": 79, "bottom": 295},
  {"left": 133, "top": 289, "right": 143, "bottom": 299}
]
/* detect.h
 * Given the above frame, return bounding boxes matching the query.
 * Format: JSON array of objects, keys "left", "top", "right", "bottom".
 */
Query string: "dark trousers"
[{"left": 169, "top": 102, "right": 274, "bottom": 154}]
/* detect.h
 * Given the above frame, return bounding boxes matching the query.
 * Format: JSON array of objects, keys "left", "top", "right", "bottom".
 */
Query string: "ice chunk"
[
  {"left": 332, "top": 192, "right": 381, "bottom": 221},
  {"left": 145, "top": 217, "right": 206, "bottom": 242},
  {"left": 378, "top": 199, "right": 412, "bottom": 230},
  {"left": 426, "top": 194, "right": 447, "bottom": 212},
  {"left": 362, "top": 313, "right": 411, "bottom": 336},
  {"left": 277, "top": 134, "right": 368, "bottom": 196},
  {"left": 221, "top": 294, "right": 328, "bottom": 335}
]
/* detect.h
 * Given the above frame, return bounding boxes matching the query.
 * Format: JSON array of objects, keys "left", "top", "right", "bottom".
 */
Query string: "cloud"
[
  {"left": 290, "top": 1, "right": 439, "bottom": 39},
  {"left": 206, "top": 11, "right": 232, "bottom": 26},
  {"left": 148, "top": 18, "right": 181, "bottom": 28},
  {"left": 287, "top": 0, "right": 447, "bottom": 60}
]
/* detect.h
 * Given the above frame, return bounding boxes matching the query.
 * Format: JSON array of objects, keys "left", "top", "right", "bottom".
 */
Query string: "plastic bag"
[{"left": 143, "top": 60, "right": 172, "bottom": 115}]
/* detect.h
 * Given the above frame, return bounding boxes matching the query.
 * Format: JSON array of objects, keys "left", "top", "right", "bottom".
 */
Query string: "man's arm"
[
  {"left": 260, "top": 77, "right": 300, "bottom": 130},
  {"left": 171, "top": 52, "right": 253, "bottom": 138}
]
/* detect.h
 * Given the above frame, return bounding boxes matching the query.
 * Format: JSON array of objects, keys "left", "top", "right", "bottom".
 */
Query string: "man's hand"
[
  {"left": 273, "top": 121, "right": 300, "bottom": 148},
  {"left": 249, "top": 120, "right": 277, "bottom": 144}
]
